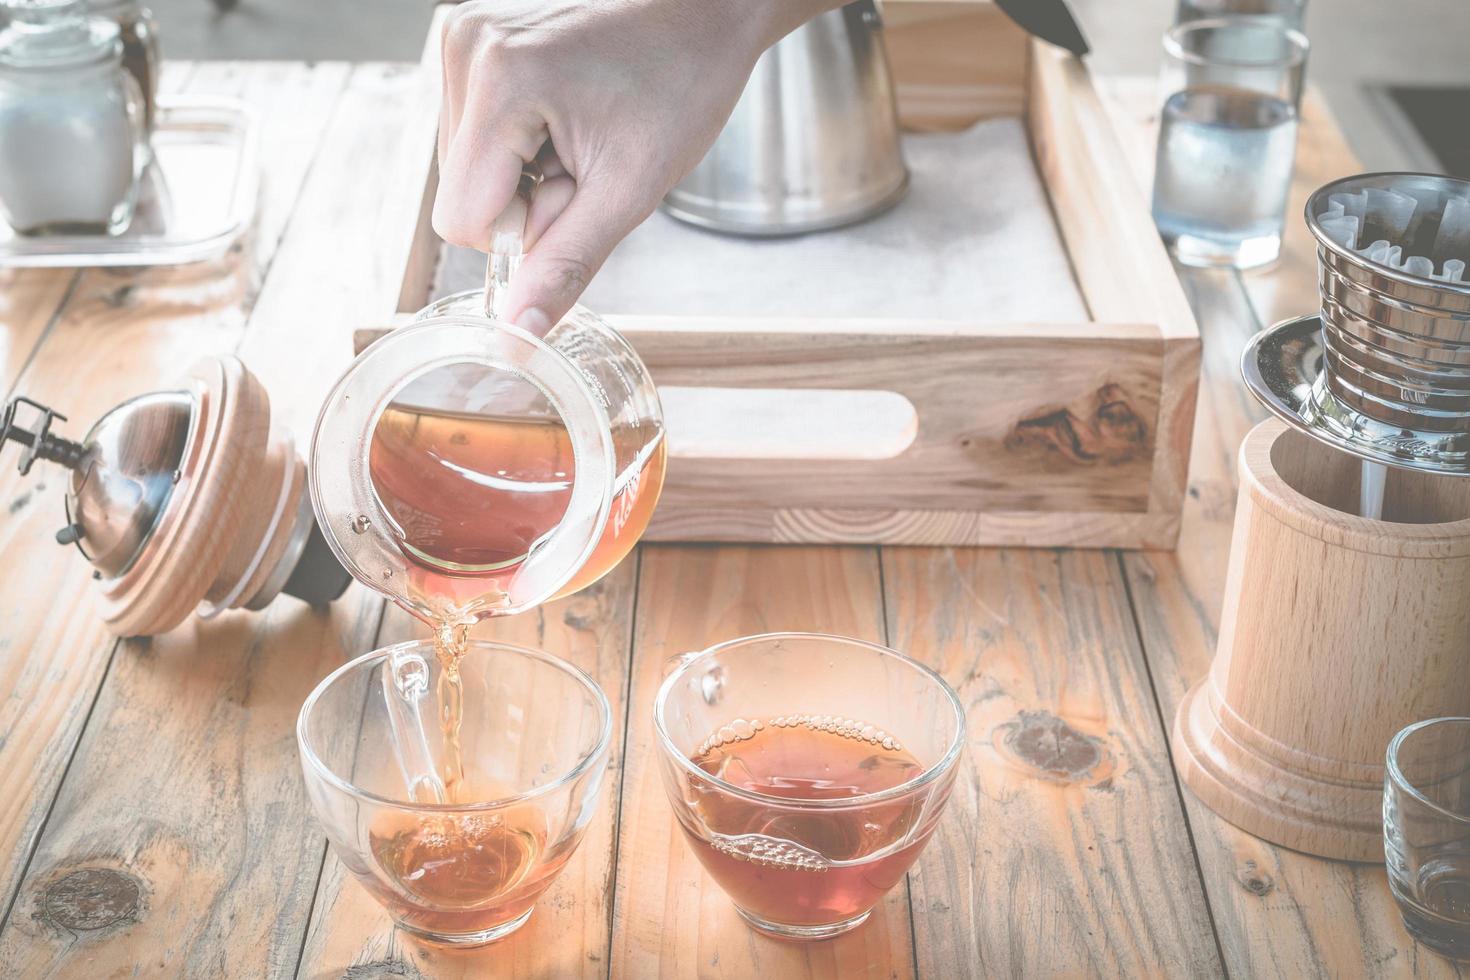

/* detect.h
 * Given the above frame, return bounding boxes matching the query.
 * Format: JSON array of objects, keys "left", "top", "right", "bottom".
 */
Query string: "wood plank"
[
  {"left": 629, "top": 322, "right": 1165, "bottom": 516},
  {"left": 609, "top": 545, "right": 917, "bottom": 979},
  {"left": 0, "top": 268, "right": 76, "bottom": 395},
  {"left": 0, "top": 35, "right": 455, "bottom": 971},
  {"left": 1027, "top": 46, "right": 1201, "bottom": 538},
  {"left": 295, "top": 560, "right": 638, "bottom": 980},
  {"left": 881, "top": 545, "right": 1223, "bottom": 977},
  {"left": 0, "top": 51, "right": 444, "bottom": 976},
  {"left": 645, "top": 506, "right": 1181, "bottom": 550},
  {"left": 0, "top": 60, "right": 347, "bottom": 931}
]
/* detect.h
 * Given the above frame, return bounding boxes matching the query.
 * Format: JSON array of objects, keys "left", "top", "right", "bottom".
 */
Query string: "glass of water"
[
  {"left": 1385, "top": 718, "right": 1470, "bottom": 960},
  {"left": 1151, "top": 18, "right": 1309, "bottom": 269},
  {"left": 1175, "top": 0, "right": 1306, "bottom": 30}
]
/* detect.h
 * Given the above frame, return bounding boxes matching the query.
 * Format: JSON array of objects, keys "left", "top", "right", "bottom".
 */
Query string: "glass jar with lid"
[
  {"left": 311, "top": 169, "right": 666, "bottom": 628},
  {"left": 0, "top": 0, "right": 146, "bottom": 235}
]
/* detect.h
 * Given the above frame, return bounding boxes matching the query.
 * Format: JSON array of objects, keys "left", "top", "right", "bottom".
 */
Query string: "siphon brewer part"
[{"left": 1, "top": 355, "right": 352, "bottom": 636}]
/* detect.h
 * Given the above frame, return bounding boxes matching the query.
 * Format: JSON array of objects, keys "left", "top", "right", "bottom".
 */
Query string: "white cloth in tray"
[{"left": 434, "top": 117, "right": 1088, "bottom": 323}]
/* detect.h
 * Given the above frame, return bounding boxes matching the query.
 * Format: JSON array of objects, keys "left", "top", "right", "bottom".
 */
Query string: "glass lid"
[{"left": 0, "top": 0, "right": 121, "bottom": 70}]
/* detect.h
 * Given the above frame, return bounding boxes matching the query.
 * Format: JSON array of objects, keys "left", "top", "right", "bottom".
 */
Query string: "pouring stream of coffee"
[{"left": 388, "top": 162, "right": 547, "bottom": 803}]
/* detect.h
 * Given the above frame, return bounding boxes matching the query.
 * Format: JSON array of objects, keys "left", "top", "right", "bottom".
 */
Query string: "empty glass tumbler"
[
  {"left": 654, "top": 633, "right": 966, "bottom": 940},
  {"left": 1385, "top": 718, "right": 1470, "bottom": 961},
  {"left": 297, "top": 639, "right": 612, "bottom": 946},
  {"left": 1151, "top": 18, "right": 1308, "bottom": 269}
]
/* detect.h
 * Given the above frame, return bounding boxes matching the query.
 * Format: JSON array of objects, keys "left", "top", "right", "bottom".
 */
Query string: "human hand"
[{"left": 432, "top": 0, "right": 835, "bottom": 334}]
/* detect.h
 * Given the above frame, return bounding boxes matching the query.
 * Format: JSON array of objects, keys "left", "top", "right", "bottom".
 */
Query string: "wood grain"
[
  {"left": 0, "top": 269, "right": 77, "bottom": 395},
  {"left": 882, "top": 546, "right": 1223, "bottom": 977},
  {"left": 0, "top": 598, "right": 386, "bottom": 979},
  {"left": 0, "top": 60, "right": 348, "bottom": 931},
  {"left": 609, "top": 545, "right": 916, "bottom": 979},
  {"left": 628, "top": 319, "right": 1165, "bottom": 516},
  {"left": 884, "top": 0, "right": 1029, "bottom": 131},
  {"left": 296, "top": 561, "right": 638, "bottom": 980},
  {"left": 645, "top": 505, "right": 1181, "bottom": 551},
  {"left": 0, "top": 32, "right": 1417, "bottom": 980},
  {"left": 1027, "top": 44, "right": 1201, "bottom": 531},
  {"left": 1176, "top": 420, "right": 1470, "bottom": 860}
]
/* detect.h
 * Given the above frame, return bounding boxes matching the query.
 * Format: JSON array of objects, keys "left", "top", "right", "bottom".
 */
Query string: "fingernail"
[{"left": 516, "top": 307, "right": 552, "bottom": 337}]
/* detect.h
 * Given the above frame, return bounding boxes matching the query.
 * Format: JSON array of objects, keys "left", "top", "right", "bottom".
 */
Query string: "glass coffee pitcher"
[{"left": 311, "top": 167, "right": 665, "bottom": 627}]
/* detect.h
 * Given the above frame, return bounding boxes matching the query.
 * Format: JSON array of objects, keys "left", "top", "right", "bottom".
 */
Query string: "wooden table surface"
[{"left": 0, "top": 55, "right": 1458, "bottom": 979}]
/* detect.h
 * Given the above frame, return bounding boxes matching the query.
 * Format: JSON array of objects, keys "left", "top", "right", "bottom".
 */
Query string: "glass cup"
[
  {"left": 1151, "top": 18, "right": 1309, "bottom": 269},
  {"left": 297, "top": 639, "right": 612, "bottom": 947},
  {"left": 1175, "top": 0, "right": 1306, "bottom": 30},
  {"left": 653, "top": 632, "right": 966, "bottom": 940},
  {"left": 1385, "top": 718, "right": 1470, "bottom": 961}
]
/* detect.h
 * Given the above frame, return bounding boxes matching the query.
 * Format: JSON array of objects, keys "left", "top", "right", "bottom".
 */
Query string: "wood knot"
[
  {"left": 1235, "top": 860, "right": 1275, "bottom": 897},
  {"left": 994, "top": 710, "right": 1113, "bottom": 784},
  {"left": 1003, "top": 383, "right": 1152, "bottom": 465},
  {"left": 39, "top": 868, "right": 143, "bottom": 932}
]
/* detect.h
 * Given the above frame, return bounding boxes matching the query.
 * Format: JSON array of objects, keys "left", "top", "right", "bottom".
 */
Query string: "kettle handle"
[{"left": 483, "top": 161, "right": 544, "bottom": 321}]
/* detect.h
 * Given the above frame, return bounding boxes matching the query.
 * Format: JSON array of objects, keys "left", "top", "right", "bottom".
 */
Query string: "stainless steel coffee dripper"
[{"left": 1245, "top": 172, "right": 1470, "bottom": 483}]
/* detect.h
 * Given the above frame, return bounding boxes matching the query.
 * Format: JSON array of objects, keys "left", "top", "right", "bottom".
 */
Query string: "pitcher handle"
[{"left": 484, "top": 161, "right": 544, "bottom": 321}]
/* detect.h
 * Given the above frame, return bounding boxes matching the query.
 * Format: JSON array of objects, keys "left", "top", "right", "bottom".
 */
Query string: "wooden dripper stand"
[
  {"left": 1173, "top": 173, "right": 1470, "bottom": 861},
  {"left": 0, "top": 355, "right": 352, "bottom": 637}
]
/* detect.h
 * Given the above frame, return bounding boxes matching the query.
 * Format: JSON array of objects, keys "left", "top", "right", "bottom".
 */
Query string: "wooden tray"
[{"left": 364, "top": 0, "right": 1200, "bottom": 550}]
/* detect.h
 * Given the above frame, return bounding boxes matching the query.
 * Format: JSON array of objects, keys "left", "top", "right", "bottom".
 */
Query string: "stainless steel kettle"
[{"left": 662, "top": 0, "right": 908, "bottom": 236}]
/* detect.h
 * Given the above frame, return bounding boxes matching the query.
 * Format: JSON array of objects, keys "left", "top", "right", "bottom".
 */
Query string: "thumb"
[{"left": 503, "top": 181, "right": 640, "bottom": 336}]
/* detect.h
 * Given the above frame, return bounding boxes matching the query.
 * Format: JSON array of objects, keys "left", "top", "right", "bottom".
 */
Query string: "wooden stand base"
[{"left": 1173, "top": 419, "right": 1470, "bottom": 861}]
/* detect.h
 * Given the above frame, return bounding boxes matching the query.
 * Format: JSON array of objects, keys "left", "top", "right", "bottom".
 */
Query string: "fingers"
[
  {"left": 503, "top": 180, "right": 641, "bottom": 336},
  {"left": 433, "top": 63, "right": 548, "bottom": 250},
  {"left": 434, "top": 120, "right": 538, "bottom": 250}
]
